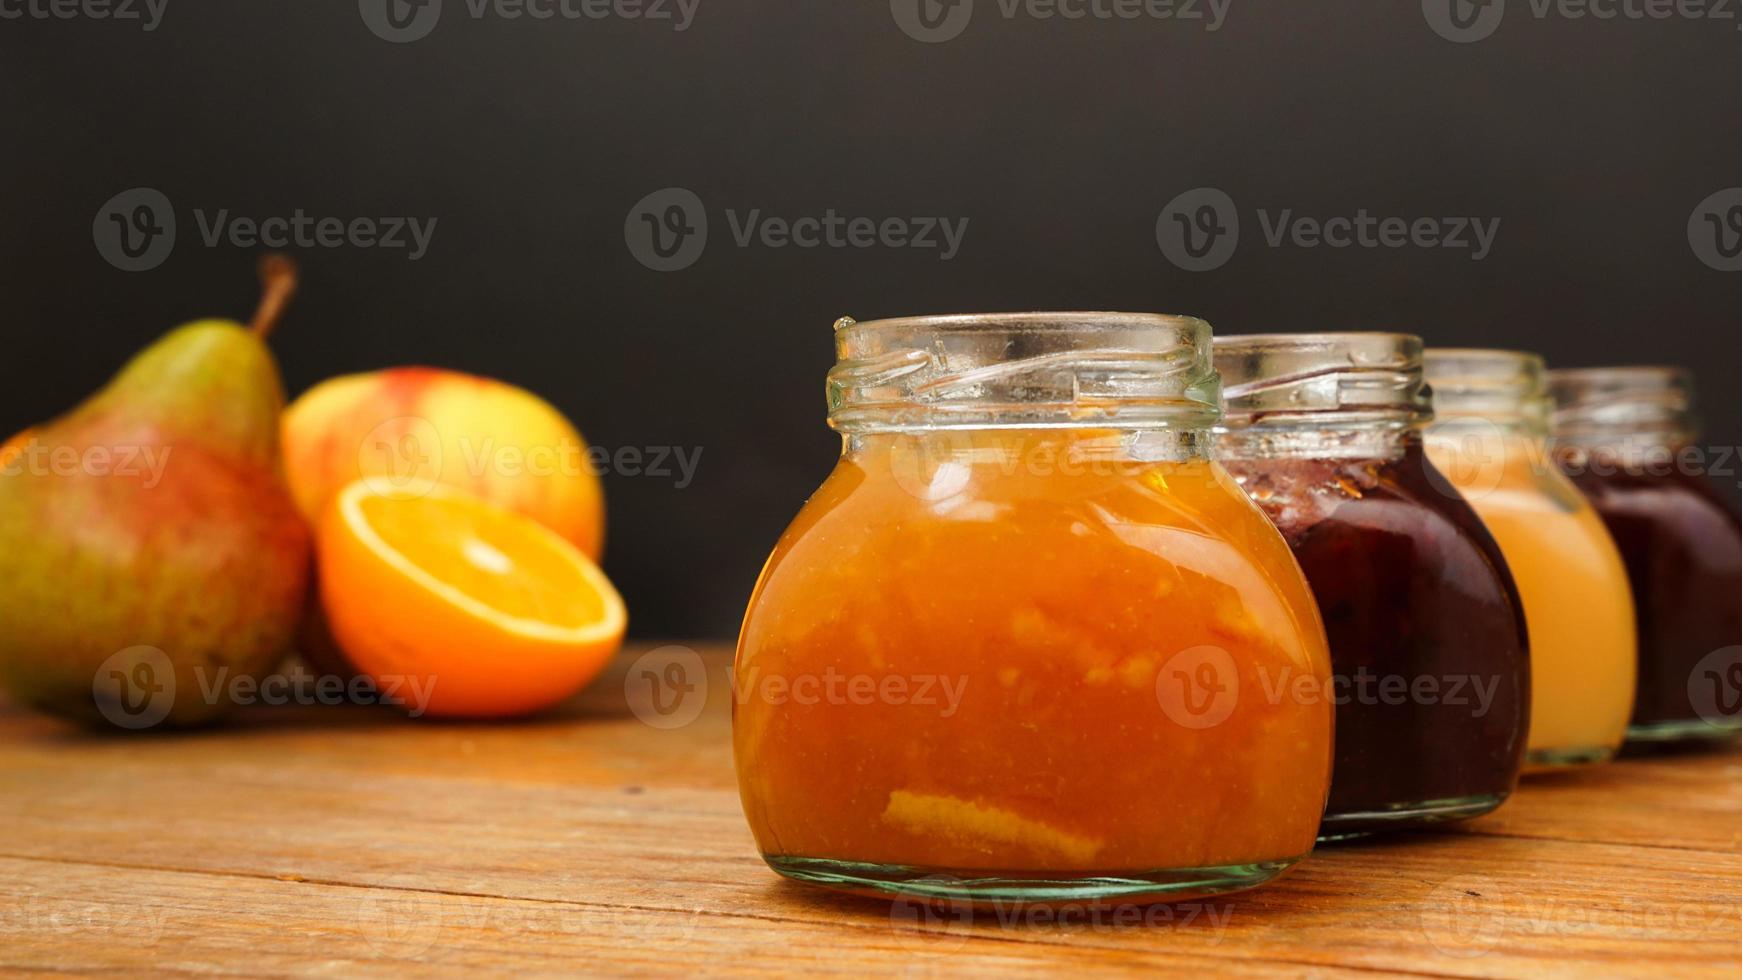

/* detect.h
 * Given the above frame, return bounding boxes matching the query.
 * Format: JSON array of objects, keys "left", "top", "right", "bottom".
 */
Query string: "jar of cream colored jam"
[
  {"left": 733, "top": 313, "right": 1332, "bottom": 905},
  {"left": 1424, "top": 349, "right": 1637, "bottom": 770}
]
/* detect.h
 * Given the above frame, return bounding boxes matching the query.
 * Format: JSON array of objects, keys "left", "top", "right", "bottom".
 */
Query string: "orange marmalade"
[{"left": 733, "top": 313, "right": 1332, "bottom": 905}]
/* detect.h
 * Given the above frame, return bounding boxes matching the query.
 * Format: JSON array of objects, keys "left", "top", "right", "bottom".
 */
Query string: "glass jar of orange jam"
[
  {"left": 734, "top": 313, "right": 1333, "bottom": 905},
  {"left": 1423, "top": 350, "right": 1638, "bottom": 769}
]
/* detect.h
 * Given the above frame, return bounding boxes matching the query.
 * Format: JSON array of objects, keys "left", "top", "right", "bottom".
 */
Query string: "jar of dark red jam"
[
  {"left": 1548, "top": 367, "right": 1742, "bottom": 743},
  {"left": 1214, "top": 333, "right": 1530, "bottom": 840},
  {"left": 734, "top": 313, "right": 1333, "bottom": 905}
]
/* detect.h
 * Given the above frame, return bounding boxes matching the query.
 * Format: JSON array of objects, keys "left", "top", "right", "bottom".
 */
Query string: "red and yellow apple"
[{"left": 282, "top": 368, "right": 605, "bottom": 558}]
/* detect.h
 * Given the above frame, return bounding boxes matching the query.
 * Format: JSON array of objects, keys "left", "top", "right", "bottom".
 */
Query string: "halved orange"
[
  {"left": 0, "top": 429, "right": 36, "bottom": 471},
  {"left": 318, "top": 478, "right": 626, "bottom": 718}
]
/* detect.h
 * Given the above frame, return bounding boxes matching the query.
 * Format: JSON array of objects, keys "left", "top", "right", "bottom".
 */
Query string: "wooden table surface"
[{"left": 2, "top": 643, "right": 1740, "bottom": 978}]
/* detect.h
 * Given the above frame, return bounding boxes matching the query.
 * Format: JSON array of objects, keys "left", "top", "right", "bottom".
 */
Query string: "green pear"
[{"left": 0, "top": 257, "right": 311, "bottom": 728}]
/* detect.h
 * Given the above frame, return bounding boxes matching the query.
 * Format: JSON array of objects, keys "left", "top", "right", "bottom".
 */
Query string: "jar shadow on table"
[
  {"left": 763, "top": 875, "right": 1252, "bottom": 938},
  {"left": 13, "top": 647, "right": 675, "bottom": 739},
  {"left": 1616, "top": 737, "right": 1738, "bottom": 762},
  {"left": 5, "top": 698, "right": 423, "bottom": 743}
]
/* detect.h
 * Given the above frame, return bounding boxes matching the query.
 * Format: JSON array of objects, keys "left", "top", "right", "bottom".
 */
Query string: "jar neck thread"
[
  {"left": 1217, "top": 422, "right": 1419, "bottom": 461},
  {"left": 1424, "top": 348, "right": 1552, "bottom": 439},
  {"left": 828, "top": 313, "right": 1222, "bottom": 434},
  {"left": 1213, "top": 332, "right": 1432, "bottom": 458},
  {"left": 1548, "top": 367, "right": 1699, "bottom": 452}
]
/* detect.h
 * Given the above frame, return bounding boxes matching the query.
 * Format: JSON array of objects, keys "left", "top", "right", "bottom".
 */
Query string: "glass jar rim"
[
  {"left": 1546, "top": 364, "right": 1692, "bottom": 391},
  {"left": 1424, "top": 348, "right": 1550, "bottom": 423},
  {"left": 837, "top": 310, "right": 1213, "bottom": 336},
  {"left": 1214, "top": 332, "right": 1431, "bottom": 429},
  {"left": 1547, "top": 365, "right": 1696, "bottom": 438},
  {"left": 828, "top": 311, "right": 1222, "bottom": 432},
  {"left": 1423, "top": 347, "right": 1546, "bottom": 383},
  {"left": 1216, "top": 330, "right": 1420, "bottom": 347}
]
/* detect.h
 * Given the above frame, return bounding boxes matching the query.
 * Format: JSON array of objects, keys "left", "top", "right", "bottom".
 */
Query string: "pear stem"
[{"left": 250, "top": 254, "right": 298, "bottom": 339}]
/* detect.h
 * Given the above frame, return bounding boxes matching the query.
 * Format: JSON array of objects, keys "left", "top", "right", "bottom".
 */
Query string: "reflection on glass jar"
[
  {"left": 1215, "top": 333, "right": 1529, "bottom": 840},
  {"left": 733, "top": 313, "right": 1333, "bottom": 906},
  {"left": 1424, "top": 350, "right": 1637, "bottom": 770},
  {"left": 1548, "top": 367, "right": 1742, "bottom": 743}
]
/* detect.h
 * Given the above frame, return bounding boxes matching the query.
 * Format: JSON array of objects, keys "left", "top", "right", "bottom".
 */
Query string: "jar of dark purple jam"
[
  {"left": 1548, "top": 367, "right": 1742, "bottom": 744},
  {"left": 1215, "top": 333, "right": 1530, "bottom": 840}
]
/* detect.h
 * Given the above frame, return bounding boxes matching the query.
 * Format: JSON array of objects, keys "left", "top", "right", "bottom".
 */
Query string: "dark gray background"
[{"left": 4, "top": 0, "right": 1740, "bottom": 637}]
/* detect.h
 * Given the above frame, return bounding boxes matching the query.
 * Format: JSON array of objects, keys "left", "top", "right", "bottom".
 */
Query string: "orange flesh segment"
[{"left": 354, "top": 490, "right": 607, "bottom": 630}]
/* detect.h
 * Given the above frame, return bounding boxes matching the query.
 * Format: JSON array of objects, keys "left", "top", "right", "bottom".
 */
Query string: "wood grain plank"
[
  {"left": 0, "top": 857, "right": 1417, "bottom": 979},
  {"left": 1451, "top": 747, "right": 1742, "bottom": 854},
  {"left": 2, "top": 644, "right": 1740, "bottom": 977}
]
